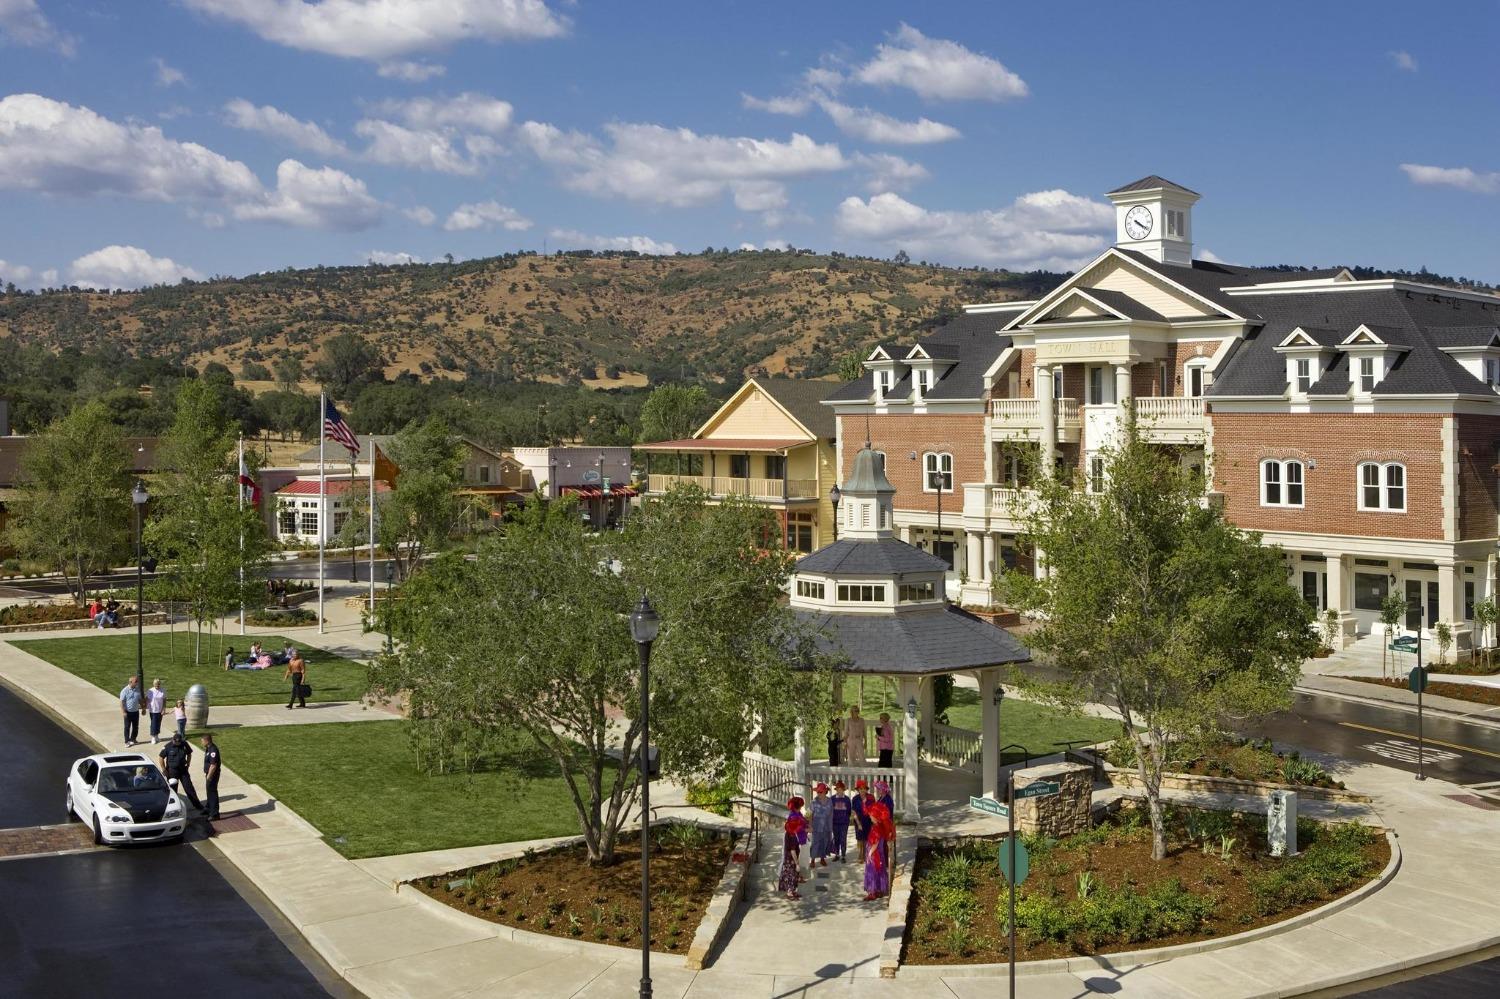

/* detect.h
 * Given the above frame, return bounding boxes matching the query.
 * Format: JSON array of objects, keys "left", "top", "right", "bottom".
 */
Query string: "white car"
[{"left": 65, "top": 753, "right": 187, "bottom": 846}]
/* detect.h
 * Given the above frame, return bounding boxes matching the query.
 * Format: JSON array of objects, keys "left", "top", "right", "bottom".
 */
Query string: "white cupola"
[
  {"left": 1106, "top": 175, "right": 1200, "bottom": 267},
  {"left": 839, "top": 444, "right": 897, "bottom": 540}
]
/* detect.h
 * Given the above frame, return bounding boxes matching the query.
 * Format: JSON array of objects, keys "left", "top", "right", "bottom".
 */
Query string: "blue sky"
[{"left": 1, "top": 0, "right": 1497, "bottom": 290}]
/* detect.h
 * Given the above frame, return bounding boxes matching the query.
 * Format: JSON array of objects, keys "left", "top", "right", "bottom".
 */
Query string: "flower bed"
[
  {"left": 904, "top": 805, "right": 1387, "bottom": 964},
  {"left": 411, "top": 823, "right": 732, "bottom": 953},
  {"left": 1346, "top": 675, "right": 1500, "bottom": 707},
  {"left": 1104, "top": 737, "right": 1345, "bottom": 790},
  {"left": 0, "top": 603, "right": 100, "bottom": 626}
]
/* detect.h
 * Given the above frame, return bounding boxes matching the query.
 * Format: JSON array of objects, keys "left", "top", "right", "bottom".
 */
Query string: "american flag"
[{"left": 323, "top": 397, "right": 361, "bottom": 459}]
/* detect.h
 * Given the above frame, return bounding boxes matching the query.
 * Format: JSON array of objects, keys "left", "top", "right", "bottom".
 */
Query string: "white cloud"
[
  {"left": 853, "top": 152, "right": 929, "bottom": 193},
  {"left": 370, "top": 92, "right": 513, "bottom": 134},
  {"left": 223, "top": 98, "right": 349, "bottom": 157},
  {"left": 233, "top": 159, "right": 383, "bottom": 230},
  {"left": 0, "top": 0, "right": 74, "bottom": 55},
  {"left": 68, "top": 245, "right": 201, "bottom": 290},
  {"left": 181, "top": 0, "right": 567, "bottom": 61},
  {"left": 816, "top": 99, "right": 959, "bottom": 145},
  {"left": 0, "top": 258, "right": 34, "bottom": 285},
  {"left": 1400, "top": 162, "right": 1500, "bottom": 195},
  {"left": 834, "top": 188, "right": 1111, "bottom": 270},
  {"left": 549, "top": 229, "right": 678, "bottom": 255},
  {"left": 378, "top": 59, "right": 446, "bottom": 81},
  {"left": 741, "top": 92, "right": 811, "bottom": 116},
  {"left": 355, "top": 118, "right": 482, "bottom": 174},
  {"left": 153, "top": 57, "right": 186, "bottom": 87},
  {"left": 854, "top": 24, "right": 1027, "bottom": 102},
  {"left": 443, "top": 199, "right": 531, "bottom": 231},
  {"left": 39, "top": 267, "right": 57, "bottom": 285},
  {"left": 737, "top": 239, "right": 790, "bottom": 252},
  {"left": 366, "top": 249, "right": 422, "bottom": 265},
  {"left": 1389, "top": 50, "right": 1418, "bottom": 72},
  {"left": 522, "top": 120, "right": 846, "bottom": 209},
  {"left": 404, "top": 204, "right": 436, "bottom": 225}
]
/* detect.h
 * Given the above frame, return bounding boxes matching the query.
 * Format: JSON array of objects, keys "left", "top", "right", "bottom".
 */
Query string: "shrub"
[
  {"left": 684, "top": 774, "right": 738, "bottom": 817},
  {"left": 659, "top": 822, "right": 716, "bottom": 851},
  {"left": 1011, "top": 889, "right": 1073, "bottom": 941}
]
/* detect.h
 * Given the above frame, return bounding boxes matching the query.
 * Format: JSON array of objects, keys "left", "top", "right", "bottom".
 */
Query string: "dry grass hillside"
[{"left": 0, "top": 251, "right": 1061, "bottom": 386}]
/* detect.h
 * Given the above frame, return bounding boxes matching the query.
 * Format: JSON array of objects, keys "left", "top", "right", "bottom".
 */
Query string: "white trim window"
[
  {"left": 1357, "top": 356, "right": 1377, "bottom": 393},
  {"left": 1486, "top": 358, "right": 1500, "bottom": 390},
  {"left": 923, "top": 451, "right": 953, "bottom": 492},
  {"left": 1185, "top": 360, "right": 1208, "bottom": 398},
  {"left": 1294, "top": 358, "right": 1312, "bottom": 394},
  {"left": 1358, "top": 462, "right": 1406, "bottom": 512},
  {"left": 1088, "top": 456, "right": 1106, "bottom": 494},
  {"left": 1261, "top": 459, "right": 1304, "bottom": 507}
]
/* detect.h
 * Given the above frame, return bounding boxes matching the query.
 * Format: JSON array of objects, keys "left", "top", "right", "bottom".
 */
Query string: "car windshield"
[{"left": 99, "top": 766, "right": 165, "bottom": 793}]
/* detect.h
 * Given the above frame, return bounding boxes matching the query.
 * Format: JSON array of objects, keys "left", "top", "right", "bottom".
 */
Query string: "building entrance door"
[
  {"left": 1302, "top": 570, "right": 1322, "bottom": 610},
  {"left": 1405, "top": 578, "right": 1440, "bottom": 630}
]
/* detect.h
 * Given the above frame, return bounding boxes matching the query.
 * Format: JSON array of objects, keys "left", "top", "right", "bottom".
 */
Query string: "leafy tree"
[
  {"left": 1474, "top": 599, "right": 1497, "bottom": 668},
  {"left": 239, "top": 359, "right": 272, "bottom": 381},
  {"left": 837, "top": 351, "right": 867, "bottom": 382},
  {"left": 375, "top": 417, "right": 465, "bottom": 581},
  {"left": 638, "top": 384, "right": 711, "bottom": 444},
  {"left": 314, "top": 332, "right": 383, "bottom": 398},
  {"left": 1435, "top": 621, "right": 1453, "bottom": 667},
  {"left": 4, "top": 402, "right": 132, "bottom": 600},
  {"left": 1379, "top": 593, "right": 1406, "bottom": 679},
  {"left": 368, "top": 487, "right": 830, "bottom": 865},
  {"left": 254, "top": 389, "right": 312, "bottom": 441},
  {"left": 144, "top": 381, "right": 273, "bottom": 663},
  {"left": 1003, "top": 421, "right": 1316, "bottom": 861},
  {"left": 273, "top": 352, "right": 305, "bottom": 394}
]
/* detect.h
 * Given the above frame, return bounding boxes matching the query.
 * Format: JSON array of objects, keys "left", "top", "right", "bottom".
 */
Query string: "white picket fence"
[
  {"left": 928, "top": 723, "right": 982, "bottom": 775},
  {"left": 740, "top": 750, "right": 910, "bottom": 817}
]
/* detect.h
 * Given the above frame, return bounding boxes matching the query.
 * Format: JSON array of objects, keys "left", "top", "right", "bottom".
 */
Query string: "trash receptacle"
[{"left": 185, "top": 683, "right": 210, "bottom": 730}]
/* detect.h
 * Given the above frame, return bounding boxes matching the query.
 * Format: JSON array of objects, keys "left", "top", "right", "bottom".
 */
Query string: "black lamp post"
[
  {"left": 132, "top": 480, "right": 149, "bottom": 696},
  {"left": 628, "top": 594, "right": 661, "bottom": 999},
  {"left": 829, "top": 484, "right": 841, "bottom": 541},
  {"left": 383, "top": 560, "right": 395, "bottom": 655}
]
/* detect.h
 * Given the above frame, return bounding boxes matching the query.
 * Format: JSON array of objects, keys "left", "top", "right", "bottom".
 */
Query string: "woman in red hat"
[
  {"left": 778, "top": 800, "right": 807, "bottom": 899},
  {"left": 809, "top": 782, "right": 834, "bottom": 866},
  {"left": 863, "top": 799, "right": 895, "bottom": 901}
]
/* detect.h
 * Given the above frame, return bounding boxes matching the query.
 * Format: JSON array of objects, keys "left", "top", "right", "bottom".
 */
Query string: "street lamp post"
[
  {"left": 829, "top": 484, "right": 841, "bottom": 541},
  {"left": 383, "top": 560, "right": 395, "bottom": 655},
  {"left": 628, "top": 594, "right": 661, "bottom": 999},
  {"left": 132, "top": 480, "right": 149, "bottom": 696}
]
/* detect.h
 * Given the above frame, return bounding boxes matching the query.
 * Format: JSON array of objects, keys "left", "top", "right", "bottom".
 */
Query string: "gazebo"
[{"left": 741, "top": 445, "right": 1032, "bottom": 820}]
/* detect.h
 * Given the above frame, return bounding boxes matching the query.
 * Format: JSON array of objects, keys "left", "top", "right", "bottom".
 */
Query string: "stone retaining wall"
[
  {"left": 0, "top": 612, "right": 170, "bottom": 634},
  {"left": 1103, "top": 762, "right": 1372, "bottom": 804},
  {"left": 684, "top": 827, "right": 757, "bottom": 970}
]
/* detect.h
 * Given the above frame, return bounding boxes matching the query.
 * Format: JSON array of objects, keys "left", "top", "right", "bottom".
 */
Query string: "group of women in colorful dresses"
[{"left": 778, "top": 778, "right": 896, "bottom": 903}]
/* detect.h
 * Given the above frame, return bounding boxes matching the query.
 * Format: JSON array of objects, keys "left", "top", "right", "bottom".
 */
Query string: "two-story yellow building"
[{"left": 639, "top": 378, "right": 839, "bottom": 554}]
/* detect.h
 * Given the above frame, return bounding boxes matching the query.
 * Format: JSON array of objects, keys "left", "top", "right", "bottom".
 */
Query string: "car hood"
[{"left": 99, "top": 789, "right": 171, "bottom": 822}]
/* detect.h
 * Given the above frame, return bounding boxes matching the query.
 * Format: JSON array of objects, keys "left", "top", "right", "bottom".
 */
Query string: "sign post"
[
  {"left": 1409, "top": 653, "right": 1428, "bottom": 782},
  {"left": 998, "top": 778, "right": 1056, "bottom": 999}
]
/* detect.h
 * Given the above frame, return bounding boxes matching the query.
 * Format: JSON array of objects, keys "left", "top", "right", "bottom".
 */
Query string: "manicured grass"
[
  {"left": 10, "top": 632, "right": 368, "bottom": 706},
  {"left": 221, "top": 720, "right": 588, "bottom": 858}
]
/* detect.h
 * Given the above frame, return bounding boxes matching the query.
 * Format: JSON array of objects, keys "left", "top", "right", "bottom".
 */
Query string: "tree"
[
  {"left": 1379, "top": 593, "right": 1406, "bottom": 680},
  {"left": 638, "top": 384, "right": 712, "bottom": 475},
  {"left": 273, "top": 352, "right": 304, "bottom": 394},
  {"left": 837, "top": 351, "right": 867, "bottom": 382},
  {"left": 1436, "top": 621, "right": 1454, "bottom": 667},
  {"left": 314, "top": 333, "right": 383, "bottom": 398},
  {"left": 374, "top": 417, "right": 465, "bottom": 581},
  {"left": 1473, "top": 599, "right": 1497, "bottom": 668},
  {"left": 368, "top": 487, "right": 830, "bottom": 864},
  {"left": 4, "top": 402, "right": 131, "bottom": 601},
  {"left": 144, "top": 381, "right": 273, "bottom": 663},
  {"left": 1004, "top": 422, "right": 1316, "bottom": 861}
]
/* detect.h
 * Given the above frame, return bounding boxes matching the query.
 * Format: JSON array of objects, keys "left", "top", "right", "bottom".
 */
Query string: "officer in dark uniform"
[
  {"left": 159, "top": 732, "right": 202, "bottom": 811},
  {"left": 200, "top": 733, "right": 222, "bottom": 820}
]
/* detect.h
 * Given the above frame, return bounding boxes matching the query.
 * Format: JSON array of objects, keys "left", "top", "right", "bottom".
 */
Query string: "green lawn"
[
  {"left": 221, "top": 721, "right": 587, "bottom": 858},
  {"left": 10, "top": 632, "right": 368, "bottom": 706}
]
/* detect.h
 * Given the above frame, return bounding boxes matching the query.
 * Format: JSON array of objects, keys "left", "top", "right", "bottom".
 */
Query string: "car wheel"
[
  {"left": 65, "top": 789, "right": 75, "bottom": 821},
  {"left": 92, "top": 816, "right": 104, "bottom": 846}
]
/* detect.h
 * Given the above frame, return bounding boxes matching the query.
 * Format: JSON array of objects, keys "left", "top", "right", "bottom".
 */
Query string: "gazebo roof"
[
  {"left": 792, "top": 605, "right": 1032, "bottom": 676},
  {"left": 795, "top": 537, "right": 947, "bottom": 575}
]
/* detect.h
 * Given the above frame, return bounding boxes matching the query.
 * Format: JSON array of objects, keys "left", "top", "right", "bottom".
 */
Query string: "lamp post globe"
[{"left": 628, "top": 592, "right": 660, "bottom": 999}]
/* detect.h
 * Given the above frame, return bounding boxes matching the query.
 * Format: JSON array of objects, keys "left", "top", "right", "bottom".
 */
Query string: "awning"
[
  {"left": 561, "top": 485, "right": 639, "bottom": 498},
  {"left": 638, "top": 437, "right": 811, "bottom": 453}
]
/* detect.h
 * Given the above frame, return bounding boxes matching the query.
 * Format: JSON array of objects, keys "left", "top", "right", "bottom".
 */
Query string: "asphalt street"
[{"left": 0, "top": 684, "right": 341, "bottom": 998}]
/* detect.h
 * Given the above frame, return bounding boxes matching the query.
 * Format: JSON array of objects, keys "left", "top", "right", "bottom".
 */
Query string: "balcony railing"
[
  {"left": 1135, "top": 396, "right": 1204, "bottom": 422},
  {"left": 647, "top": 473, "right": 818, "bottom": 500},
  {"left": 989, "top": 398, "right": 1082, "bottom": 440}
]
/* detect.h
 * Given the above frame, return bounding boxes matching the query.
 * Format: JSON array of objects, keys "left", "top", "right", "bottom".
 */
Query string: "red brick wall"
[
  {"left": 1457, "top": 415, "right": 1500, "bottom": 540},
  {"left": 839, "top": 412, "right": 986, "bottom": 512},
  {"left": 1211, "top": 412, "right": 1445, "bottom": 539},
  {"left": 1131, "top": 362, "right": 1161, "bottom": 398},
  {"left": 1166, "top": 340, "right": 1223, "bottom": 396}
]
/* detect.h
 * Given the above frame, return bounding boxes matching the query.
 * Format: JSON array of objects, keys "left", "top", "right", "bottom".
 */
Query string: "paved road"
[
  {"left": 1348, "top": 954, "right": 1500, "bottom": 998},
  {"left": 0, "top": 685, "right": 342, "bottom": 998}
]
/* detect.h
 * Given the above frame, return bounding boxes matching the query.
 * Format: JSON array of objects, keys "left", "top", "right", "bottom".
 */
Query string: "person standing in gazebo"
[{"left": 843, "top": 705, "right": 867, "bottom": 766}]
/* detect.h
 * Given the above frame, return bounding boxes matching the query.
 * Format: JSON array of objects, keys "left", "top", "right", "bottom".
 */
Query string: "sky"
[{"left": 1, "top": 0, "right": 1498, "bottom": 291}]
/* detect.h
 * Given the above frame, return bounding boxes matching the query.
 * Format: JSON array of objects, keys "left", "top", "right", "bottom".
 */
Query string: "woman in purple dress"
[{"left": 777, "top": 807, "right": 806, "bottom": 900}]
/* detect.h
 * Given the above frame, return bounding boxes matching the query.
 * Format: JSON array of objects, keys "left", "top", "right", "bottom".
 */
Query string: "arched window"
[
  {"left": 1261, "top": 459, "right": 1304, "bottom": 507},
  {"left": 1358, "top": 462, "right": 1405, "bottom": 512},
  {"left": 923, "top": 451, "right": 953, "bottom": 492}
]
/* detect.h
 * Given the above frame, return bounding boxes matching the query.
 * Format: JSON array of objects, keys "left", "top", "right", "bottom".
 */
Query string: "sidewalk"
[{"left": 6, "top": 629, "right": 1500, "bottom": 997}]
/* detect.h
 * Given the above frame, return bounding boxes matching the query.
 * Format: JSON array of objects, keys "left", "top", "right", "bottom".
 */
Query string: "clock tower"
[{"left": 1106, "top": 175, "right": 1199, "bottom": 266}]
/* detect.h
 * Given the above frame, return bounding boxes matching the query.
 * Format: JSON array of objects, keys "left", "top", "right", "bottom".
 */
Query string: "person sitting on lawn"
[
  {"left": 103, "top": 599, "right": 121, "bottom": 627},
  {"left": 223, "top": 646, "right": 235, "bottom": 671}
]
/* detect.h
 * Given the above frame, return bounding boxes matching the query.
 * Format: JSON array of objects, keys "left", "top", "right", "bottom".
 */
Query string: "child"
[
  {"left": 809, "top": 782, "right": 834, "bottom": 867},
  {"left": 173, "top": 699, "right": 187, "bottom": 738},
  {"left": 778, "top": 802, "right": 806, "bottom": 900},
  {"left": 876, "top": 712, "right": 895, "bottom": 768},
  {"left": 851, "top": 778, "right": 871, "bottom": 863},
  {"left": 830, "top": 780, "right": 852, "bottom": 862}
]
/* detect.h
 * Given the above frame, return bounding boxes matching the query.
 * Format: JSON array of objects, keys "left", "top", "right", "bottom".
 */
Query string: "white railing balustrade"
[
  {"left": 989, "top": 398, "right": 1081, "bottom": 426},
  {"left": 1135, "top": 396, "right": 1205, "bottom": 422},
  {"left": 928, "top": 723, "right": 982, "bottom": 774},
  {"left": 648, "top": 474, "right": 816, "bottom": 500},
  {"left": 740, "top": 750, "right": 911, "bottom": 817}
]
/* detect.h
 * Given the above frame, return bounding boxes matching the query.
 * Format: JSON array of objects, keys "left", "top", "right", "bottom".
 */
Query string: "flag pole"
[
  {"left": 238, "top": 432, "right": 246, "bottom": 636},
  {"left": 368, "top": 441, "right": 376, "bottom": 614},
  {"left": 318, "top": 390, "right": 326, "bottom": 635}
]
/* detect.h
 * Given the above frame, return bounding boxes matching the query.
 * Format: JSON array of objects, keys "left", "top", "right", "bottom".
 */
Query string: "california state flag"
[{"left": 238, "top": 451, "right": 261, "bottom": 506}]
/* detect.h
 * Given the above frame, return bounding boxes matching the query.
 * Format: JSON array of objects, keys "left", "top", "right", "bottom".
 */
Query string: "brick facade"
[
  {"left": 1457, "top": 414, "right": 1500, "bottom": 541},
  {"left": 1210, "top": 412, "right": 1445, "bottom": 540},
  {"left": 839, "top": 412, "right": 985, "bottom": 513}
]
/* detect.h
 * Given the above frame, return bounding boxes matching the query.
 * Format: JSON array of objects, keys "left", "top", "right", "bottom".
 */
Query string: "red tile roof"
[{"left": 276, "top": 479, "right": 392, "bottom": 496}]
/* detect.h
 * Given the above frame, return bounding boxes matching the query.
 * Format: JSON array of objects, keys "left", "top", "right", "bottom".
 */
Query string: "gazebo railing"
[
  {"left": 928, "top": 722, "right": 982, "bottom": 774},
  {"left": 741, "top": 750, "right": 910, "bottom": 818}
]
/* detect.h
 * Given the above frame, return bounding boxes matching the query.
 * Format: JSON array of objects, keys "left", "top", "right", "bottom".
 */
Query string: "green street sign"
[
  {"left": 1409, "top": 666, "right": 1429, "bottom": 694},
  {"left": 1015, "top": 780, "right": 1061, "bottom": 800},
  {"left": 998, "top": 836, "right": 1030, "bottom": 886},
  {"left": 969, "top": 795, "right": 1009, "bottom": 818}
]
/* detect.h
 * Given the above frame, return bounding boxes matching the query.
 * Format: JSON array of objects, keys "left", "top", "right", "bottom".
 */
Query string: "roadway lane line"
[{"left": 1337, "top": 721, "right": 1500, "bottom": 761}]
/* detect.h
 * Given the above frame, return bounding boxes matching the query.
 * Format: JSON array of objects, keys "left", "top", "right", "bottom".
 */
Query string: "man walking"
[
  {"left": 158, "top": 733, "right": 202, "bottom": 812},
  {"left": 284, "top": 649, "right": 307, "bottom": 709},
  {"left": 200, "top": 733, "right": 221, "bottom": 821},
  {"left": 119, "top": 676, "right": 143, "bottom": 746}
]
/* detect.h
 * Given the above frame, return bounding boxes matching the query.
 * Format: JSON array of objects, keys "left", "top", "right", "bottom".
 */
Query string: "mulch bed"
[
  {"left": 1103, "top": 740, "right": 1345, "bottom": 790},
  {"left": 905, "top": 808, "right": 1388, "bottom": 964},
  {"left": 1346, "top": 675, "right": 1500, "bottom": 707},
  {"left": 412, "top": 831, "right": 732, "bottom": 953}
]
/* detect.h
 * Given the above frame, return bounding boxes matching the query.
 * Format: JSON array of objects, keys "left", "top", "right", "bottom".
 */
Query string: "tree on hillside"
[
  {"left": 144, "top": 381, "right": 273, "bottom": 664},
  {"left": 1002, "top": 421, "right": 1316, "bottom": 861},
  {"left": 369, "top": 488, "right": 830, "bottom": 865},
  {"left": 314, "top": 333, "right": 383, "bottom": 398},
  {"left": 4, "top": 402, "right": 131, "bottom": 601},
  {"left": 273, "top": 352, "right": 304, "bottom": 394},
  {"left": 374, "top": 417, "right": 465, "bottom": 582},
  {"left": 255, "top": 389, "right": 312, "bottom": 441}
]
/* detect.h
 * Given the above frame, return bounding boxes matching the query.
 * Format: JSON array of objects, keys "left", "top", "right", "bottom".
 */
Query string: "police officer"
[
  {"left": 158, "top": 732, "right": 202, "bottom": 811},
  {"left": 200, "top": 733, "right": 221, "bottom": 821}
]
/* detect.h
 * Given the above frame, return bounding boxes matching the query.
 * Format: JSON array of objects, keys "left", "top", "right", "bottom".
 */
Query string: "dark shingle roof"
[
  {"left": 825, "top": 311, "right": 1012, "bottom": 405},
  {"left": 1107, "top": 175, "right": 1200, "bottom": 197},
  {"left": 795, "top": 537, "right": 948, "bottom": 575},
  {"left": 793, "top": 606, "right": 1032, "bottom": 675},
  {"left": 753, "top": 378, "right": 839, "bottom": 438},
  {"left": 1079, "top": 287, "right": 1169, "bottom": 323}
]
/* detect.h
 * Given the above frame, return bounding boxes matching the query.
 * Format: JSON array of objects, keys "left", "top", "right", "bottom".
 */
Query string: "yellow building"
[{"left": 639, "top": 378, "right": 839, "bottom": 554}]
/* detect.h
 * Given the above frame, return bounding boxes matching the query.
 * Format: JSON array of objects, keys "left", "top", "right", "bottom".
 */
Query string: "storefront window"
[{"left": 1354, "top": 572, "right": 1388, "bottom": 612}]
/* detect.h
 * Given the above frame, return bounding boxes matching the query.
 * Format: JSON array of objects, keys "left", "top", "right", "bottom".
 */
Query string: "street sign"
[
  {"left": 602, "top": 477, "right": 611, "bottom": 495},
  {"left": 969, "top": 795, "right": 1009, "bottom": 818},
  {"left": 1014, "top": 780, "right": 1061, "bottom": 800},
  {"left": 1409, "top": 666, "right": 1429, "bottom": 694},
  {"left": 997, "top": 835, "right": 1030, "bottom": 886}
]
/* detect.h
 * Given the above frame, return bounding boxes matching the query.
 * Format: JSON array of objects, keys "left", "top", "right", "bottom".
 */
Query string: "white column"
[
  {"left": 1115, "top": 361, "right": 1133, "bottom": 410},
  {"left": 978, "top": 668, "right": 1001, "bottom": 799},
  {"left": 1037, "top": 364, "right": 1057, "bottom": 477},
  {"left": 900, "top": 524, "right": 913, "bottom": 546},
  {"left": 1325, "top": 552, "right": 1354, "bottom": 646},
  {"left": 793, "top": 724, "right": 809, "bottom": 792},
  {"left": 981, "top": 533, "right": 996, "bottom": 584},
  {"left": 899, "top": 677, "right": 920, "bottom": 820},
  {"left": 1438, "top": 560, "right": 1469, "bottom": 652},
  {"left": 965, "top": 532, "right": 982, "bottom": 584}
]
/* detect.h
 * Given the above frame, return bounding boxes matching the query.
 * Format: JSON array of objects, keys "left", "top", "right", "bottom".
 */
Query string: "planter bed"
[
  {"left": 1344, "top": 675, "right": 1500, "bottom": 707},
  {"left": 902, "top": 804, "right": 1388, "bottom": 965},
  {"left": 1102, "top": 765, "right": 1370, "bottom": 805},
  {"left": 1098, "top": 738, "right": 1349, "bottom": 793},
  {"left": 410, "top": 823, "right": 734, "bottom": 954},
  {"left": 0, "top": 612, "right": 169, "bottom": 634}
]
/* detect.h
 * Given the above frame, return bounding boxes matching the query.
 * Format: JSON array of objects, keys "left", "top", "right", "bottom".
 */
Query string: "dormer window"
[
  {"left": 1295, "top": 358, "right": 1312, "bottom": 393},
  {"left": 1486, "top": 358, "right": 1500, "bottom": 389},
  {"left": 1358, "top": 356, "right": 1376, "bottom": 393}
]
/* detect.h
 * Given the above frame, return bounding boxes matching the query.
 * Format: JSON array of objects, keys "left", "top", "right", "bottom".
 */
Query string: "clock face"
[{"left": 1124, "top": 205, "right": 1153, "bottom": 240}]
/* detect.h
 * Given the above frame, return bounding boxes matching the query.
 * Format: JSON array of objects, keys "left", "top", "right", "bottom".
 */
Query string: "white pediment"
[
  {"left": 1340, "top": 325, "right": 1385, "bottom": 347},
  {"left": 1005, "top": 248, "right": 1235, "bottom": 331}
]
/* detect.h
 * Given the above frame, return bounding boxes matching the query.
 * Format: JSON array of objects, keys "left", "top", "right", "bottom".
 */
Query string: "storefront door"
[{"left": 1405, "top": 579, "right": 1440, "bottom": 630}]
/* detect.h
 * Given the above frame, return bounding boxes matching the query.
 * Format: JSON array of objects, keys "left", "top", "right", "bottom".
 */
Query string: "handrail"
[
  {"left": 729, "top": 775, "right": 799, "bottom": 847},
  {"left": 1054, "top": 739, "right": 1104, "bottom": 783},
  {"left": 999, "top": 743, "right": 1032, "bottom": 768}
]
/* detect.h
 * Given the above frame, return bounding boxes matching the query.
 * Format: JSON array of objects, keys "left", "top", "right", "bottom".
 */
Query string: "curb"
[
  {"left": 879, "top": 829, "right": 919, "bottom": 978},
  {"left": 685, "top": 827, "right": 756, "bottom": 970},
  {"left": 1296, "top": 680, "right": 1500, "bottom": 731},
  {"left": 895, "top": 829, "right": 1401, "bottom": 980}
]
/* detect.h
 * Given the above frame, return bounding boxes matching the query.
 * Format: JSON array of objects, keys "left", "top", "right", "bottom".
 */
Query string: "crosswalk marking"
[{"left": 1337, "top": 721, "right": 1500, "bottom": 760}]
